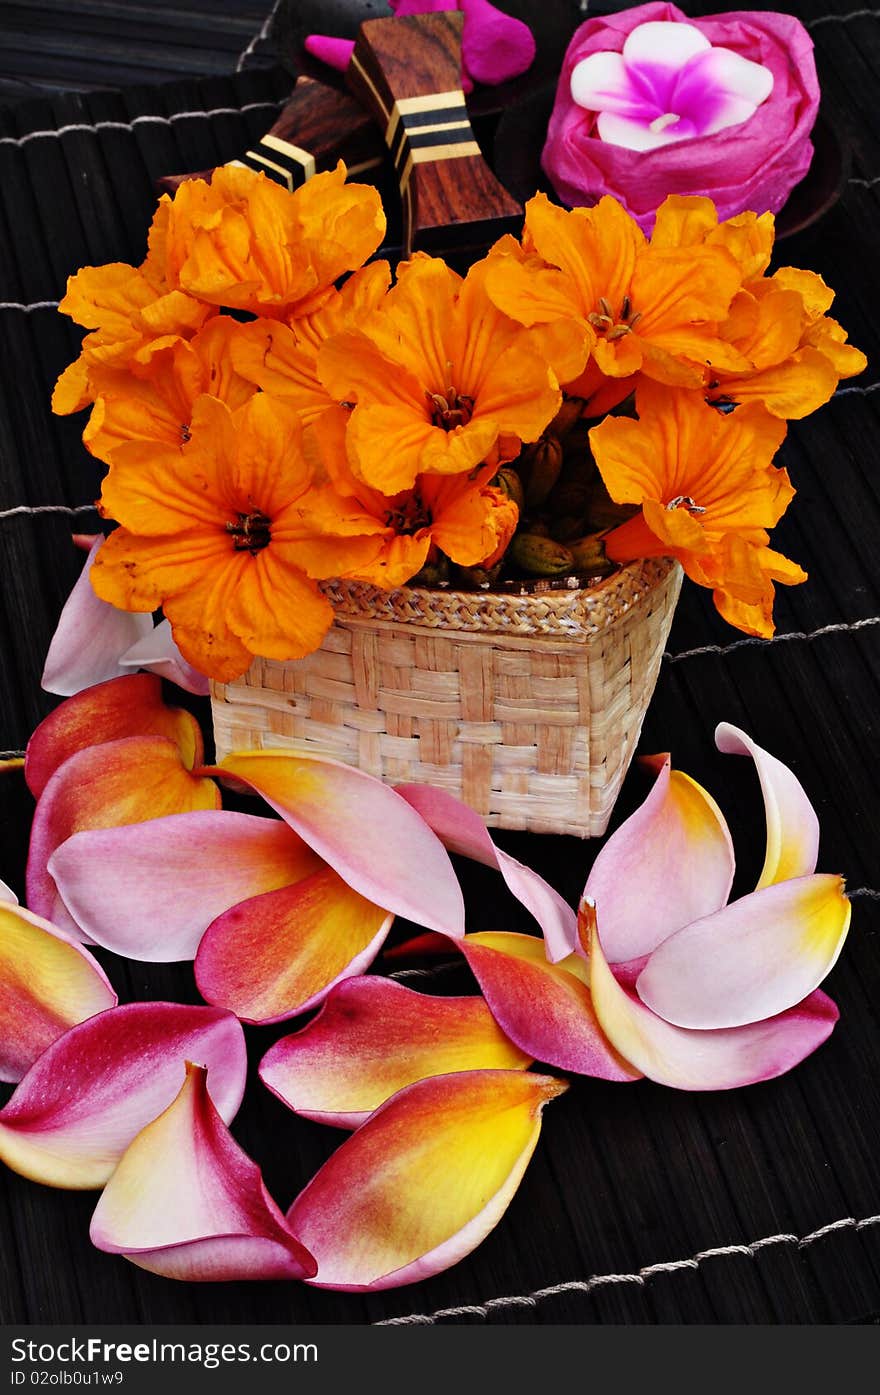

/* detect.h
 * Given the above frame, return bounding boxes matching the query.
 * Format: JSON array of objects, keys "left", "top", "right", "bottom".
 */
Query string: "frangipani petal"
[
  {"left": 27, "top": 736, "right": 220, "bottom": 935},
  {"left": 49, "top": 811, "right": 318, "bottom": 962},
  {"left": 0, "top": 1002, "right": 246, "bottom": 1188},
  {"left": 209, "top": 752, "right": 465, "bottom": 936},
  {"left": 25, "top": 673, "right": 203, "bottom": 800},
  {"left": 260, "top": 977, "right": 531, "bottom": 1128},
  {"left": 0, "top": 901, "right": 117, "bottom": 1083},
  {"left": 40, "top": 537, "right": 153, "bottom": 697},
  {"left": 287, "top": 1070, "right": 567, "bottom": 1290},
  {"left": 636, "top": 874, "right": 851, "bottom": 1030},
  {"left": 585, "top": 902, "right": 839, "bottom": 1090},
  {"left": 395, "top": 784, "right": 576, "bottom": 960},
  {"left": 118, "top": 619, "right": 210, "bottom": 696},
  {"left": 195, "top": 872, "right": 393, "bottom": 1024},
  {"left": 0, "top": 880, "right": 18, "bottom": 904},
  {"left": 90, "top": 1064, "right": 315, "bottom": 1281},
  {"left": 457, "top": 932, "right": 639, "bottom": 1081},
  {"left": 716, "top": 723, "right": 820, "bottom": 889},
  {"left": 584, "top": 758, "right": 735, "bottom": 962}
]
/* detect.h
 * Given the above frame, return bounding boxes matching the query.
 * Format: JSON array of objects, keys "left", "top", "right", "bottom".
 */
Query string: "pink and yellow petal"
[
  {"left": 195, "top": 870, "right": 393, "bottom": 1023},
  {"left": 207, "top": 751, "right": 465, "bottom": 936},
  {"left": 715, "top": 723, "right": 820, "bottom": 889},
  {"left": 0, "top": 901, "right": 117, "bottom": 1083},
  {"left": 583, "top": 757, "right": 735, "bottom": 962},
  {"left": 287, "top": 1070, "right": 567, "bottom": 1290},
  {"left": 90, "top": 1064, "right": 315, "bottom": 1281},
  {"left": 48, "top": 810, "right": 318, "bottom": 961},
  {"left": 260, "top": 976, "right": 531, "bottom": 1128},
  {"left": 0, "top": 1002, "right": 246, "bottom": 1188}
]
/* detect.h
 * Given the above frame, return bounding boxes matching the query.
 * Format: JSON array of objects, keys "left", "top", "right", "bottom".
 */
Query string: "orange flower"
[
  {"left": 76, "top": 318, "right": 256, "bottom": 465},
  {"left": 229, "top": 261, "right": 392, "bottom": 427},
  {"left": 307, "top": 409, "right": 519, "bottom": 587},
  {"left": 484, "top": 193, "right": 748, "bottom": 392},
  {"left": 315, "top": 253, "right": 561, "bottom": 495},
  {"left": 590, "top": 382, "right": 803, "bottom": 635},
  {"left": 650, "top": 198, "right": 867, "bottom": 417},
  {"left": 159, "top": 163, "right": 385, "bottom": 318},
  {"left": 687, "top": 533, "right": 807, "bottom": 640},
  {"left": 90, "top": 395, "right": 386, "bottom": 681}
]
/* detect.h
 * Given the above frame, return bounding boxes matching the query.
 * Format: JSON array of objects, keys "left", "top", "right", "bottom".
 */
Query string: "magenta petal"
[
  {"left": 119, "top": 619, "right": 210, "bottom": 696},
  {"left": 395, "top": 783, "right": 577, "bottom": 961},
  {"left": 0, "top": 1002, "right": 246, "bottom": 1188},
  {"left": 90, "top": 1064, "right": 315, "bottom": 1282},
  {"left": 303, "top": 35, "right": 355, "bottom": 73},
  {"left": 41, "top": 537, "right": 153, "bottom": 697},
  {"left": 460, "top": 0, "right": 535, "bottom": 86},
  {"left": 48, "top": 811, "right": 317, "bottom": 962}
]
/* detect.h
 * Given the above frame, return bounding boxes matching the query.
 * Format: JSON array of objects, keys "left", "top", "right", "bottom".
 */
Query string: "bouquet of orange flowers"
[{"left": 53, "top": 162, "right": 865, "bottom": 683}]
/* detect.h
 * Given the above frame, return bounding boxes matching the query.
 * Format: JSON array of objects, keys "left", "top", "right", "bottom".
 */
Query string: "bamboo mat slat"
[{"left": 1, "top": 0, "right": 880, "bottom": 1326}]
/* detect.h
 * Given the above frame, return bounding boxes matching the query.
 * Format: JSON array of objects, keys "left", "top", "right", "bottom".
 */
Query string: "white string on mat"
[
  {"left": 0, "top": 102, "right": 282, "bottom": 150},
  {"left": 850, "top": 887, "right": 880, "bottom": 899},
  {"left": 375, "top": 1213, "right": 880, "bottom": 1324},
  {"left": 0, "top": 300, "right": 59, "bottom": 313},
  {"left": 850, "top": 176, "right": 880, "bottom": 188},
  {"left": 664, "top": 614, "right": 880, "bottom": 664},
  {"left": 0, "top": 504, "right": 98, "bottom": 521},
  {"left": 237, "top": 0, "right": 285, "bottom": 72},
  {"left": 833, "top": 380, "right": 880, "bottom": 396},
  {"left": 808, "top": 9, "right": 880, "bottom": 26}
]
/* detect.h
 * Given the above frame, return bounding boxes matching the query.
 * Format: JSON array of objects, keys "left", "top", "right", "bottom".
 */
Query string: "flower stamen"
[
  {"left": 666, "top": 495, "right": 706, "bottom": 515},
  {"left": 226, "top": 511, "right": 272, "bottom": 553}
]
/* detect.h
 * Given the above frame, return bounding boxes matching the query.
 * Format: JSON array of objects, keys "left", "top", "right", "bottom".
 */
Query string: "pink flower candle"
[{"left": 542, "top": 3, "right": 820, "bottom": 232}]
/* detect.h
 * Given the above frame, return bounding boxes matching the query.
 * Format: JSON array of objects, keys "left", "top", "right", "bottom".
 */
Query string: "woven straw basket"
[{"left": 210, "top": 556, "right": 682, "bottom": 838}]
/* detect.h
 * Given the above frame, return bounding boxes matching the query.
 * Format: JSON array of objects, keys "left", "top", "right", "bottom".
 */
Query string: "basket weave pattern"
[{"left": 210, "top": 557, "right": 683, "bottom": 837}]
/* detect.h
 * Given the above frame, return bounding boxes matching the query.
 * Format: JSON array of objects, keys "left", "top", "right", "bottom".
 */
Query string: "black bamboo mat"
[{"left": 1, "top": 0, "right": 880, "bottom": 1326}]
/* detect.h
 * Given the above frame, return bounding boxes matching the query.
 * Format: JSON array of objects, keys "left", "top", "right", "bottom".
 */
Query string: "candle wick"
[{"left": 649, "top": 113, "right": 681, "bottom": 134}]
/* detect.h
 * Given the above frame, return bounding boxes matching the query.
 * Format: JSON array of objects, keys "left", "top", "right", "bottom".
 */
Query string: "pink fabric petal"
[
  {"left": 40, "top": 537, "right": 153, "bottom": 698},
  {"left": 303, "top": 35, "right": 355, "bottom": 73},
  {"left": 195, "top": 872, "right": 393, "bottom": 1024},
  {"left": 583, "top": 757, "right": 735, "bottom": 963},
  {"left": 287, "top": 1070, "right": 566, "bottom": 1290},
  {"left": 27, "top": 735, "right": 220, "bottom": 936},
  {"left": 0, "top": 901, "right": 117, "bottom": 1083},
  {"left": 716, "top": 723, "right": 819, "bottom": 890},
  {"left": 90, "top": 1064, "right": 315, "bottom": 1281},
  {"left": 48, "top": 811, "right": 318, "bottom": 962},
  {"left": 621, "top": 19, "right": 710, "bottom": 71},
  {"left": 457, "top": 932, "right": 639, "bottom": 1081},
  {"left": 395, "top": 783, "right": 577, "bottom": 961},
  {"left": 636, "top": 874, "right": 851, "bottom": 1030},
  {"left": 260, "top": 976, "right": 531, "bottom": 1128},
  {"left": 209, "top": 751, "right": 465, "bottom": 937},
  {"left": 118, "top": 619, "right": 210, "bottom": 696},
  {"left": 585, "top": 900, "right": 839, "bottom": 1090},
  {"left": 25, "top": 672, "right": 204, "bottom": 800},
  {"left": 459, "top": 0, "right": 536, "bottom": 86},
  {"left": 0, "top": 1002, "right": 246, "bottom": 1187}
]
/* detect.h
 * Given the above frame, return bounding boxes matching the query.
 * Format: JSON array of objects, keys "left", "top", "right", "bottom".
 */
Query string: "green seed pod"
[
  {"left": 567, "top": 534, "right": 613, "bottom": 574},
  {"left": 454, "top": 563, "right": 503, "bottom": 589},
  {"left": 411, "top": 555, "right": 450, "bottom": 588},
  {"left": 494, "top": 466, "right": 525, "bottom": 512},
  {"left": 547, "top": 395, "right": 586, "bottom": 440},
  {"left": 508, "top": 533, "right": 575, "bottom": 577},
  {"left": 524, "top": 435, "right": 564, "bottom": 509}
]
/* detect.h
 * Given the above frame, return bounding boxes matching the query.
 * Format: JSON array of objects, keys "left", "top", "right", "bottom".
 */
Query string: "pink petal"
[
  {"left": 583, "top": 756, "right": 734, "bottom": 963},
  {"left": 683, "top": 46, "right": 774, "bottom": 110},
  {"left": 90, "top": 1064, "right": 315, "bottom": 1281},
  {"left": 27, "top": 735, "right": 220, "bottom": 936},
  {"left": 0, "top": 901, "right": 117, "bottom": 1083},
  {"left": 40, "top": 537, "right": 153, "bottom": 698},
  {"left": 119, "top": 619, "right": 210, "bottom": 696},
  {"left": 25, "top": 672, "right": 204, "bottom": 801},
  {"left": 457, "top": 931, "right": 639, "bottom": 1081},
  {"left": 0, "top": 880, "right": 18, "bottom": 904},
  {"left": 584, "top": 900, "right": 839, "bottom": 1091},
  {"left": 303, "top": 35, "right": 355, "bottom": 74},
  {"left": 636, "top": 874, "right": 851, "bottom": 1030},
  {"left": 622, "top": 20, "right": 710, "bottom": 72},
  {"left": 571, "top": 53, "right": 645, "bottom": 118},
  {"left": 0, "top": 1002, "right": 246, "bottom": 1187},
  {"left": 287, "top": 1070, "right": 567, "bottom": 1290},
  {"left": 260, "top": 976, "right": 531, "bottom": 1128},
  {"left": 716, "top": 723, "right": 819, "bottom": 890},
  {"left": 395, "top": 784, "right": 577, "bottom": 961},
  {"left": 596, "top": 111, "right": 691, "bottom": 152},
  {"left": 49, "top": 811, "right": 318, "bottom": 962},
  {"left": 459, "top": 0, "right": 535, "bottom": 86},
  {"left": 195, "top": 872, "right": 393, "bottom": 1024},
  {"left": 209, "top": 752, "right": 465, "bottom": 937}
]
